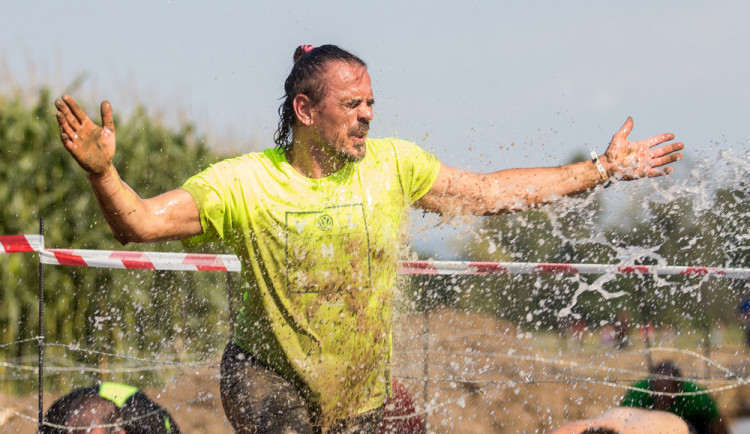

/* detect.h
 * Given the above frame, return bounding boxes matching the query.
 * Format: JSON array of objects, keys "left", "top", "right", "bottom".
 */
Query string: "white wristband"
[{"left": 590, "top": 151, "right": 609, "bottom": 184}]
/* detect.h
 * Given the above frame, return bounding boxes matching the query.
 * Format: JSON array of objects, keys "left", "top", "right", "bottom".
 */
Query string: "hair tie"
[{"left": 300, "top": 44, "right": 315, "bottom": 53}]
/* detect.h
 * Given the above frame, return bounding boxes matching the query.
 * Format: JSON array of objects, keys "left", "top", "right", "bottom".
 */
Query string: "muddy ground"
[{"left": 2, "top": 308, "right": 749, "bottom": 433}]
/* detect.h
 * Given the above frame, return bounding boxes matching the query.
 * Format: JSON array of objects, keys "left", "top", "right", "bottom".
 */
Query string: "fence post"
[
  {"left": 37, "top": 218, "right": 44, "bottom": 433},
  {"left": 422, "top": 301, "right": 430, "bottom": 430},
  {"left": 636, "top": 257, "right": 655, "bottom": 371},
  {"left": 700, "top": 282, "right": 711, "bottom": 378}
]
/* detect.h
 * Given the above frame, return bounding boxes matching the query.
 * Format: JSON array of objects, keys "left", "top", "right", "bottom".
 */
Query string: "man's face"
[{"left": 309, "top": 62, "right": 374, "bottom": 163}]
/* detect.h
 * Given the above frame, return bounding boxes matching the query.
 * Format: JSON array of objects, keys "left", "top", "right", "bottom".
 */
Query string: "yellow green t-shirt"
[{"left": 181, "top": 137, "right": 440, "bottom": 421}]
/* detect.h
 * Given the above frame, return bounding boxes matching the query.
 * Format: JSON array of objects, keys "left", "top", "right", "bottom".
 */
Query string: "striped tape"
[
  {"left": 0, "top": 235, "right": 43, "bottom": 254},
  {"left": 40, "top": 249, "right": 242, "bottom": 272},
  {"left": 3, "top": 235, "right": 750, "bottom": 278},
  {"left": 397, "top": 261, "right": 750, "bottom": 279},
  {"left": 39, "top": 249, "right": 750, "bottom": 279}
]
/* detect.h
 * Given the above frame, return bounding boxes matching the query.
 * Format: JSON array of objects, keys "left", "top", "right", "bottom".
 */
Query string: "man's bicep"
[
  {"left": 415, "top": 164, "right": 483, "bottom": 215},
  {"left": 142, "top": 188, "right": 203, "bottom": 242},
  {"left": 415, "top": 163, "right": 450, "bottom": 214}
]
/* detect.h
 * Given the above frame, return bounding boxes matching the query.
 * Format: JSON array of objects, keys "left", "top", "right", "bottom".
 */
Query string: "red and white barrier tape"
[
  {"left": 0, "top": 235, "right": 43, "bottom": 254},
  {"left": 3, "top": 235, "right": 750, "bottom": 278},
  {"left": 39, "top": 249, "right": 242, "bottom": 272},
  {"left": 397, "top": 261, "right": 750, "bottom": 279}
]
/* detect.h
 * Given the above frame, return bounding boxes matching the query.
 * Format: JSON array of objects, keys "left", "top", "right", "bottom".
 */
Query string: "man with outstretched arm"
[{"left": 55, "top": 44, "right": 683, "bottom": 433}]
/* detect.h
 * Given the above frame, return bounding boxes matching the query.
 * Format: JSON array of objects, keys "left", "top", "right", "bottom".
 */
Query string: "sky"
[{"left": 1, "top": 0, "right": 749, "bottom": 256}]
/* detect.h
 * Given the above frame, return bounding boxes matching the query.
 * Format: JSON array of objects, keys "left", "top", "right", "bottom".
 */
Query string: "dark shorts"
[{"left": 220, "top": 341, "right": 383, "bottom": 434}]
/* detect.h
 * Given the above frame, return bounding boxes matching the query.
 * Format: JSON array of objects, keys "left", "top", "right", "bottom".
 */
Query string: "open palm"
[
  {"left": 55, "top": 95, "right": 116, "bottom": 176},
  {"left": 603, "top": 117, "right": 683, "bottom": 180}
]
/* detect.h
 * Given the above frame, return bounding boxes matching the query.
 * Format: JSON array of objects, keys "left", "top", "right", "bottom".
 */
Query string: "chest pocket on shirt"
[{"left": 285, "top": 203, "right": 370, "bottom": 295}]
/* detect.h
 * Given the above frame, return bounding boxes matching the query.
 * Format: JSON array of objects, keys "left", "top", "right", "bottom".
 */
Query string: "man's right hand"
[
  {"left": 53, "top": 94, "right": 203, "bottom": 244},
  {"left": 55, "top": 95, "right": 116, "bottom": 176}
]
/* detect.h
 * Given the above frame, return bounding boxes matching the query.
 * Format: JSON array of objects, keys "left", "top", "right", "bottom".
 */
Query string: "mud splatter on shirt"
[{"left": 181, "top": 138, "right": 440, "bottom": 423}]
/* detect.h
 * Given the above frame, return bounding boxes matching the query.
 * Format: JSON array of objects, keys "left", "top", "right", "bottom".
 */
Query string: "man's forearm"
[
  {"left": 418, "top": 160, "right": 605, "bottom": 216},
  {"left": 87, "top": 166, "right": 203, "bottom": 244},
  {"left": 479, "top": 159, "right": 604, "bottom": 214},
  {"left": 87, "top": 166, "right": 153, "bottom": 244}
]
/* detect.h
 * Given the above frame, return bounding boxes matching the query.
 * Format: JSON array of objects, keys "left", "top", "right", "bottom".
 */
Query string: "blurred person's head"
[
  {"left": 56, "top": 393, "right": 124, "bottom": 434},
  {"left": 42, "top": 383, "right": 178, "bottom": 434},
  {"left": 649, "top": 361, "right": 682, "bottom": 410},
  {"left": 65, "top": 397, "right": 122, "bottom": 433}
]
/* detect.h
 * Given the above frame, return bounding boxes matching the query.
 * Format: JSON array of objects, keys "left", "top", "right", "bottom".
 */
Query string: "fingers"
[
  {"left": 650, "top": 141, "right": 684, "bottom": 158},
  {"left": 56, "top": 115, "right": 77, "bottom": 143},
  {"left": 612, "top": 116, "right": 634, "bottom": 141},
  {"left": 646, "top": 142, "right": 683, "bottom": 177},
  {"left": 649, "top": 152, "right": 682, "bottom": 169},
  {"left": 61, "top": 94, "right": 89, "bottom": 124},
  {"left": 645, "top": 132, "right": 676, "bottom": 148},
  {"left": 648, "top": 166, "right": 674, "bottom": 177},
  {"left": 55, "top": 98, "right": 81, "bottom": 131},
  {"left": 55, "top": 109, "right": 78, "bottom": 151},
  {"left": 101, "top": 101, "right": 115, "bottom": 132},
  {"left": 647, "top": 142, "right": 683, "bottom": 174}
]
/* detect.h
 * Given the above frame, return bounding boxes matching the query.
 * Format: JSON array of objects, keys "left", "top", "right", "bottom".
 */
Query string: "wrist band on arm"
[{"left": 590, "top": 151, "right": 610, "bottom": 186}]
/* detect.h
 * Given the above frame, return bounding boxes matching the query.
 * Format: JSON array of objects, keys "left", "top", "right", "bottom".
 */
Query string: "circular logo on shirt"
[{"left": 317, "top": 214, "right": 334, "bottom": 231}]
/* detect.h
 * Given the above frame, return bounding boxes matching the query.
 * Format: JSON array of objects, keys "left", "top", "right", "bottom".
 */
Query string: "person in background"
[
  {"left": 737, "top": 296, "right": 750, "bottom": 348},
  {"left": 41, "top": 382, "right": 179, "bottom": 434},
  {"left": 620, "top": 361, "right": 727, "bottom": 434},
  {"left": 613, "top": 311, "right": 632, "bottom": 350},
  {"left": 551, "top": 406, "right": 690, "bottom": 434}
]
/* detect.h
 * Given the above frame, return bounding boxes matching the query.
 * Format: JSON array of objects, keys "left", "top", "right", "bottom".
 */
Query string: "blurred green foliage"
[{"left": 0, "top": 89, "right": 233, "bottom": 392}]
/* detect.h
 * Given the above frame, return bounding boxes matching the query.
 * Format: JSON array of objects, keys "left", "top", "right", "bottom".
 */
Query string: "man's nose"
[{"left": 358, "top": 104, "right": 373, "bottom": 122}]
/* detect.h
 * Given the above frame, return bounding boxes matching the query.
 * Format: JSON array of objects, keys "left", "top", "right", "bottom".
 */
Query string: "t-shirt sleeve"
[
  {"left": 180, "top": 160, "right": 235, "bottom": 247},
  {"left": 388, "top": 138, "right": 441, "bottom": 204}
]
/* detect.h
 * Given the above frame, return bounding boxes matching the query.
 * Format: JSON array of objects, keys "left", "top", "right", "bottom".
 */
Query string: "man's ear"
[{"left": 292, "top": 94, "right": 314, "bottom": 126}]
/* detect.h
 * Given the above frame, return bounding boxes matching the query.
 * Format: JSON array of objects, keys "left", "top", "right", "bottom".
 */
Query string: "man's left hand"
[{"left": 601, "top": 117, "right": 684, "bottom": 180}]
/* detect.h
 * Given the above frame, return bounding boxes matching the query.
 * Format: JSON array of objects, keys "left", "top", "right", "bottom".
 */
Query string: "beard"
[
  {"left": 337, "top": 146, "right": 365, "bottom": 163},
  {"left": 322, "top": 121, "right": 369, "bottom": 163}
]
